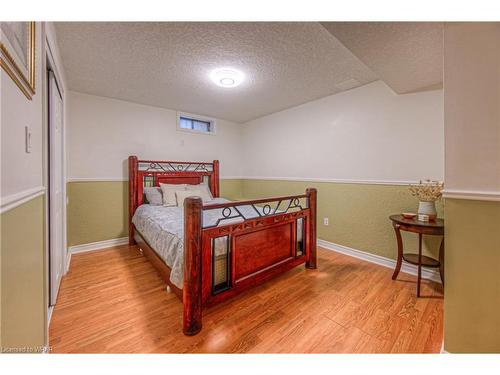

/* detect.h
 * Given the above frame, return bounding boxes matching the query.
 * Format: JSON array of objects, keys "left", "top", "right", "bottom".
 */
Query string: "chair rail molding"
[
  {"left": 66, "top": 177, "right": 127, "bottom": 182},
  {"left": 0, "top": 186, "right": 46, "bottom": 214},
  {"left": 66, "top": 176, "right": 436, "bottom": 186},
  {"left": 442, "top": 189, "right": 500, "bottom": 202},
  {"left": 66, "top": 176, "right": 244, "bottom": 182},
  {"left": 240, "top": 176, "right": 419, "bottom": 185}
]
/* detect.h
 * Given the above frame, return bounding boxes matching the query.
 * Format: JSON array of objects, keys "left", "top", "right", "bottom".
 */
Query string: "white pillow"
[
  {"left": 185, "top": 183, "right": 214, "bottom": 202},
  {"left": 144, "top": 187, "right": 163, "bottom": 205},
  {"left": 160, "top": 183, "right": 187, "bottom": 206},
  {"left": 175, "top": 190, "right": 202, "bottom": 207}
]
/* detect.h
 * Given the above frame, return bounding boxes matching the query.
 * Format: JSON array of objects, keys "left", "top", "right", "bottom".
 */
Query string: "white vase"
[{"left": 418, "top": 201, "right": 437, "bottom": 220}]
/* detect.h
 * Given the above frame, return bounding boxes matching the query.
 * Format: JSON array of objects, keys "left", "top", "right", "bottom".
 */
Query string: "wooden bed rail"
[{"left": 183, "top": 188, "right": 317, "bottom": 335}]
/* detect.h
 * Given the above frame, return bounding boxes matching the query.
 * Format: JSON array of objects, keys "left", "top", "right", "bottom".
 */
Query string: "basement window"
[{"left": 177, "top": 112, "right": 216, "bottom": 135}]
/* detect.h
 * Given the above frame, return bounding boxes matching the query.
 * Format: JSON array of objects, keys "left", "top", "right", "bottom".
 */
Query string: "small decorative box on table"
[{"left": 389, "top": 214, "right": 444, "bottom": 297}]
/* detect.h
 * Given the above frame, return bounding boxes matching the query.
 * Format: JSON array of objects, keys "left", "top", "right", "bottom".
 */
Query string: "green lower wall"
[
  {"left": 242, "top": 179, "right": 444, "bottom": 260},
  {"left": 0, "top": 195, "right": 46, "bottom": 350},
  {"left": 67, "top": 182, "right": 128, "bottom": 247},
  {"left": 67, "top": 179, "right": 443, "bottom": 262},
  {"left": 444, "top": 199, "right": 500, "bottom": 353},
  {"left": 219, "top": 179, "right": 245, "bottom": 201},
  {"left": 67, "top": 179, "right": 245, "bottom": 247}
]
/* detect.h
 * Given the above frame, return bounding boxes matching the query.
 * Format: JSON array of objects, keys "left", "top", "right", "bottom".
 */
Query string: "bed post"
[
  {"left": 306, "top": 188, "right": 317, "bottom": 269},
  {"left": 212, "top": 159, "right": 220, "bottom": 198},
  {"left": 183, "top": 196, "right": 203, "bottom": 335},
  {"left": 128, "top": 155, "right": 138, "bottom": 245}
]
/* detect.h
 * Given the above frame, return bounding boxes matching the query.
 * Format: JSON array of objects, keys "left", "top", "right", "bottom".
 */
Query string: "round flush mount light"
[{"left": 210, "top": 68, "right": 244, "bottom": 88}]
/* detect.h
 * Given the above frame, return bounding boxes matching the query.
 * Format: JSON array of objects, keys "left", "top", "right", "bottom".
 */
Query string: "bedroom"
[{"left": 1, "top": 0, "right": 499, "bottom": 369}]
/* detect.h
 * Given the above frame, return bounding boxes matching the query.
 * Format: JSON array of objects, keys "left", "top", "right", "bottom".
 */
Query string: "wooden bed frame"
[{"left": 128, "top": 156, "right": 317, "bottom": 335}]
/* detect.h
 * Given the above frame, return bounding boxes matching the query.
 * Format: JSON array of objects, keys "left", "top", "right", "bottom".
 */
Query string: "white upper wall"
[
  {"left": 67, "top": 91, "right": 244, "bottom": 180},
  {"left": 241, "top": 81, "right": 444, "bottom": 183},
  {"left": 444, "top": 23, "right": 500, "bottom": 197},
  {"left": 67, "top": 82, "right": 444, "bottom": 184},
  {"left": 1, "top": 22, "right": 44, "bottom": 200}
]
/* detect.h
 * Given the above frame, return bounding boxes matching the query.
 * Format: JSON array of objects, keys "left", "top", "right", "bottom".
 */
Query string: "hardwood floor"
[{"left": 49, "top": 245, "right": 443, "bottom": 353}]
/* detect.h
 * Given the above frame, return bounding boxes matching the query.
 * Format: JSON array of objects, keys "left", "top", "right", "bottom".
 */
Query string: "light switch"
[{"left": 25, "top": 126, "right": 32, "bottom": 153}]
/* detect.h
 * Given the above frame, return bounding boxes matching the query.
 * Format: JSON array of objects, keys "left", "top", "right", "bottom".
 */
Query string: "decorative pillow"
[
  {"left": 175, "top": 190, "right": 202, "bottom": 207},
  {"left": 143, "top": 187, "right": 163, "bottom": 205},
  {"left": 160, "top": 183, "right": 187, "bottom": 206},
  {"left": 185, "top": 183, "right": 214, "bottom": 202}
]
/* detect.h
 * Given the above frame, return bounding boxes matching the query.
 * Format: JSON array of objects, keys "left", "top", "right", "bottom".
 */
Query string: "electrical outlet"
[{"left": 323, "top": 217, "right": 329, "bottom": 226}]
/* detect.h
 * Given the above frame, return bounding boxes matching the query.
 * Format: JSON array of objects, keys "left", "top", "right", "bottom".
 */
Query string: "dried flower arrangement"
[{"left": 409, "top": 180, "right": 444, "bottom": 202}]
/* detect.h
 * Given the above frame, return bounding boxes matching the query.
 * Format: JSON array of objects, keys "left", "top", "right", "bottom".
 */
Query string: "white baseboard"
[
  {"left": 317, "top": 239, "right": 442, "bottom": 283},
  {"left": 47, "top": 305, "right": 54, "bottom": 326},
  {"left": 440, "top": 341, "right": 450, "bottom": 354},
  {"left": 69, "top": 237, "right": 129, "bottom": 255},
  {"left": 68, "top": 237, "right": 441, "bottom": 284},
  {"left": 65, "top": 250, "right": 72, "bottom": 274}
]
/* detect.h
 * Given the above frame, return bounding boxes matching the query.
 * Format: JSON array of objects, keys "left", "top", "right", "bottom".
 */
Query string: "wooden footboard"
[{"left": 183, "top": 189, "right": 317, "bottom": 335}]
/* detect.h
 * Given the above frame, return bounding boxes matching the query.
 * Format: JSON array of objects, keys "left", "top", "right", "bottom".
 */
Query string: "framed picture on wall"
[{"left": 0, "top": 21, "right": 35, "bottom": 100}]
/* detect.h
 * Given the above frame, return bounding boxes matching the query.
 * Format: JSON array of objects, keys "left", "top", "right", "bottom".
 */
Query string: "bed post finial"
[
  {"left": 128, "top": 155, "right": 138, "bottom": 245},
  {"left": 306, "top": 188, "right": 317, "bottom": 269},
  {"left": 183, "top": 196, "right": 203, "bottom": 335}
]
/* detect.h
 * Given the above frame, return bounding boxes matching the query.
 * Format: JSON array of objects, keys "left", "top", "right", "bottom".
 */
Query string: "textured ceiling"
[
  {"left": 54, "top": 22, "right": 378, "bottom": 122},
  {"left": 321, "top": 22, "right": 443, "bottom": 94}
]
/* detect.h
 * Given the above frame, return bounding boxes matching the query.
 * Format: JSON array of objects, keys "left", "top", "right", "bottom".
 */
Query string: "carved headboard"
[{"left": 128, "top": 155, "right": 220, "bottom": 223}]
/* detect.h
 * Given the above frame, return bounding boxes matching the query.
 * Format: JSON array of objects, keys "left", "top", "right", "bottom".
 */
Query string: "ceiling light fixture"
[{"left": 210, "top": 68, "right": 244, "bottom": 88}]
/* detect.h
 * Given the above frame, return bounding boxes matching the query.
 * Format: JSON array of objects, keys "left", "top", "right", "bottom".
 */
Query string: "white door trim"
[
  {"left": 48, "top": 70, "right": 65, "bottom": 307},
  {"left": 44, "top": 34, "right": 67, "bottom": 341}
]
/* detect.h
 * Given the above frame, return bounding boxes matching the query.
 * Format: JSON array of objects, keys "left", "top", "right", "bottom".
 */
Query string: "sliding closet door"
[{"left": 48, "top": 70, "right": 64, "bottom": 306}]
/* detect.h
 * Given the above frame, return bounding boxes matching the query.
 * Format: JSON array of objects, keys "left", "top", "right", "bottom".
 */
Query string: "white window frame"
[{"left": 176, "top": 112, "right": 217, "bottom": 135}]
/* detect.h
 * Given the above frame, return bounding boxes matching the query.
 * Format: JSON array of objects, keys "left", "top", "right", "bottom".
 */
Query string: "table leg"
[
  {"left": 439, "top": 237, "right": 445, "bottom": 287},
  {"left": 392, "top": 224, "right": 403, "bottom": 280},
  {"left": 417, "top": 233, "right": 422, "bottom": 297}
]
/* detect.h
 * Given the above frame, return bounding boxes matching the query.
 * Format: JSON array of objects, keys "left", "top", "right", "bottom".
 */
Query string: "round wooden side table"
[{"left": 389, "top": 214, "right": 444, "bottom": 297}]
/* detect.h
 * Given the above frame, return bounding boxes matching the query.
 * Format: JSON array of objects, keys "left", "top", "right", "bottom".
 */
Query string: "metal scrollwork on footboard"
[
  {"left": 138, "top": 161, "right": 213, "bottom": 173},
  {"left": 202, "top": 195, "right": 308, "bottom": 229}
]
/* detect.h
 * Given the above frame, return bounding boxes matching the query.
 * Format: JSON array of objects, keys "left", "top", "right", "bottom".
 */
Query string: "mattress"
[{"left": 131, "top": 198, "right": 263, "bottom": 289}]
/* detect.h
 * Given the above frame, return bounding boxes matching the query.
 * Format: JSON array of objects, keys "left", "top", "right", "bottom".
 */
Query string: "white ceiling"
[
  {"left": 55, "top": 22, "right": 443, "bottom": 123},
  {"left": 321, "top": 22, "right": 443, "bottom": 94},
  {"left": 54, "top": 22, "right": 378, "bottom": 123}
]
